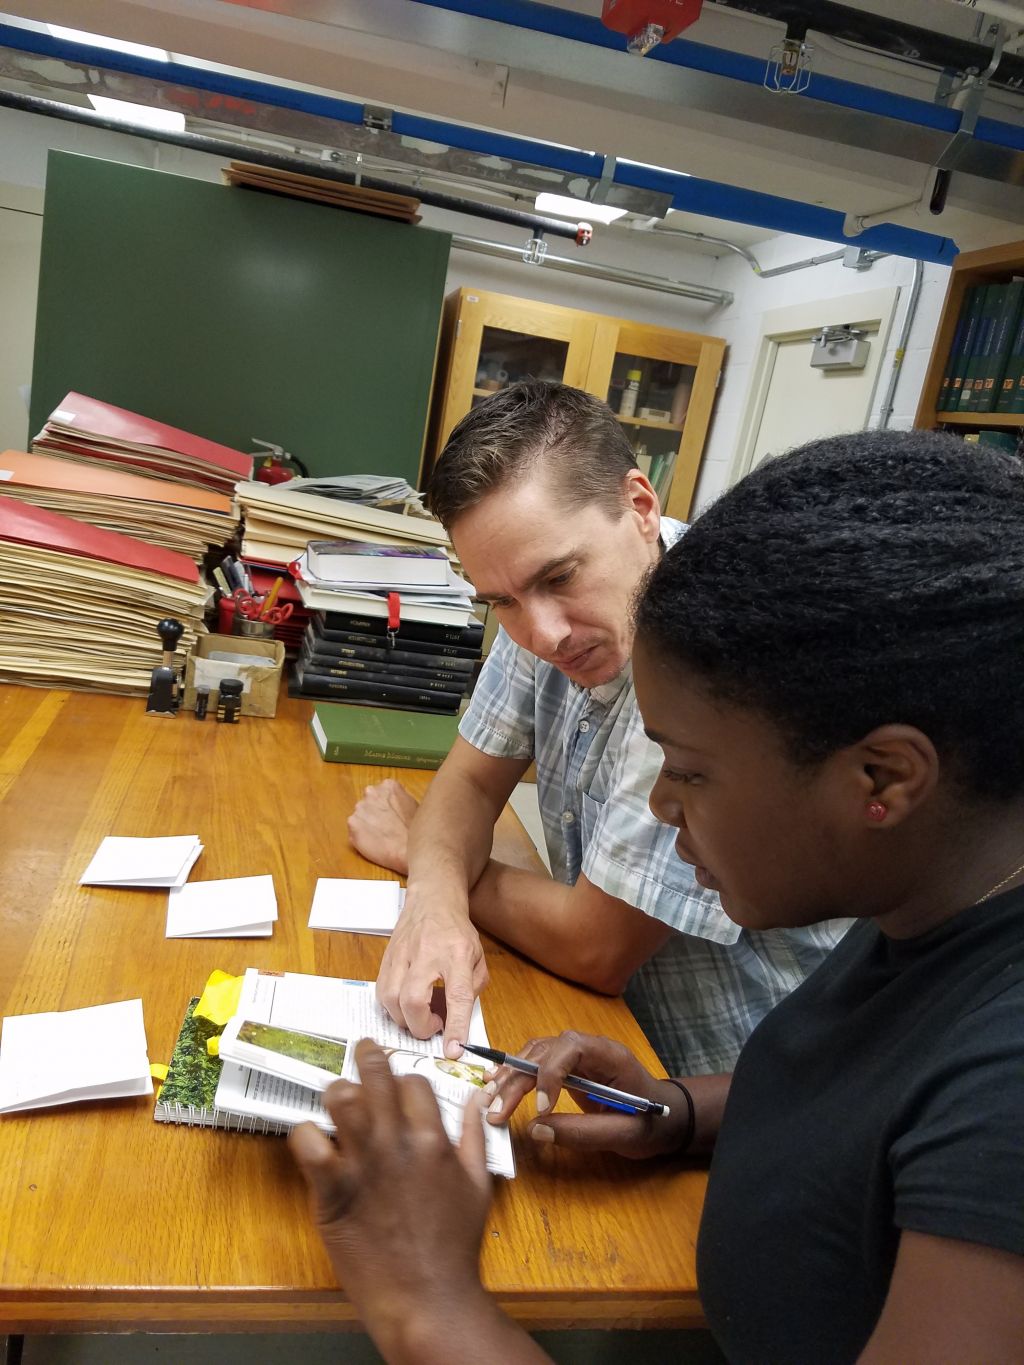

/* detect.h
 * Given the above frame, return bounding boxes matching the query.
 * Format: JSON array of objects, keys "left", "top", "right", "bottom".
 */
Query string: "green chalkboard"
[{"left": 30, "top": 152, "right": 451, "bottom": 482}]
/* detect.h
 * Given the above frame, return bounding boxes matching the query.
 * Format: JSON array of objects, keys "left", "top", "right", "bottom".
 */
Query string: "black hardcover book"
[
  {"left": 300, "top": 648, "right": 472, "bottom": 695},
  {"left": 313, "top": 609, "right": 484, "bottom": 650},
  {"left": 305, "top": 624, "right": 476, "bottom": 672},
  {"left": 303, "top": 648, "right": 472, "bottom": 691},
  {"left": 294, "top": 662, "right": 462, "bottom": 713}
]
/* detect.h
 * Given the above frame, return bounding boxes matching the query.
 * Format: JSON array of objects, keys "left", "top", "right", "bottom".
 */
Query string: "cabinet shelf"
[
  {"left": 616, "top": 414, "right": 685, "bottom": 433},
  {"left": 935, "top": 410, "right": 1024, "bottom": 427}
]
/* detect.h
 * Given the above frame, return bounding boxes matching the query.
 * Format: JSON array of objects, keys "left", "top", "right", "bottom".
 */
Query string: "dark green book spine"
[
  {"left": 938, "top": 291, "right": 972, "bottom": 413},
  {"left": 949, "top": 285, "right": 986, "bottom": 412},
  {"left": 977, "top": 280, "right": 1023, "bottom": 413},
  {"left": 962, "top": 284, "right": 1001, "bottom": 412},
  {"left": 996, "top": 293, "right": 1024, "bottom": 413}
]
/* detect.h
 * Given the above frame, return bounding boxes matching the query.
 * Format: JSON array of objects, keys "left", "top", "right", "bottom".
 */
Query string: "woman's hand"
[
  {"left": 484, "top": 1031, "right": 692, "bottom": 1160},
  {"left": 289, "top": 1038, "right": 495, "bottom": 1358}
]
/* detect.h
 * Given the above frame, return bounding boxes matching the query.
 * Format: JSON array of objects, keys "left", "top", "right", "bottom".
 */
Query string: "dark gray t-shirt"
[{"left": 697, "top": 891, "right": 1024, "bottom": 1364}]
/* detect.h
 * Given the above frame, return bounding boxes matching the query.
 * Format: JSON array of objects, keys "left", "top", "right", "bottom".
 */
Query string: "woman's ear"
[{"left": 851, "top": 725, "right": 940, "bottom": 828}]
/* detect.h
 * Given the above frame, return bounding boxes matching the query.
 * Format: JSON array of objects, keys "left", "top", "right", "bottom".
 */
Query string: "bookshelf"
[{"left": 916, "top": 239, "right": 1024, "bottom": 433}]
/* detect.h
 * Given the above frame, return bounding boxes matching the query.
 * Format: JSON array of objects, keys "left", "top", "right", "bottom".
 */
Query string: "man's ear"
[
  {"left": 847, "top": 724, "right": 940, "bottom": 827},
  {"left": 624, "top": 468, "right": 661, "bottom": 542}
]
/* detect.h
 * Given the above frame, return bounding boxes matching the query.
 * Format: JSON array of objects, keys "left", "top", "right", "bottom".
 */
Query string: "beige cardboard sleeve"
[{"left": 182, "top": 632, "right": 285, "bottom": 718}]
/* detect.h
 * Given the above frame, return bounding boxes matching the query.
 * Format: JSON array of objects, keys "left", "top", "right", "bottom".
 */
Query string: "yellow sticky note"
[
  {"left": 194, "top": 969, "right": 244, "bottom": 1026},
  {"left": 150, "top": 1063, "right": 169, "bottom": 1082},
  {"left": 206, "top": 1036, "right": 220, "bottom": 1058}
]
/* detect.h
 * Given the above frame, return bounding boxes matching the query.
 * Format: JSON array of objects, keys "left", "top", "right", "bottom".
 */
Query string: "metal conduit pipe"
[
  {"left": 451, "top": 234, "right": 733, "bottom": 305},
  {"left": 0, "top": 88, "right": 588, "bottom": 244},
  {"left": 876, "top": 258, "right": 925, "bottom": 430},
  {"left": 647, "top": 229, "right": 887, "bottom": 278},
  {"left": 644, "top": 225, "right": 763, "bottom": 271}
]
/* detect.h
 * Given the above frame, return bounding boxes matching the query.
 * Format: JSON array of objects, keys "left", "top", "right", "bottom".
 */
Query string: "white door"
[{"left": 733, "top": 286, "right": 899, "bottom": 482}]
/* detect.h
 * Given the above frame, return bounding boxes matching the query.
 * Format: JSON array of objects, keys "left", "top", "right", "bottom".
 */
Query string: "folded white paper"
[
  {"left": 80, "top": 835, "right": 203, "bottom": 888},
  {"left": 166, "top": 874, "right": 277, "bottom": 938},
  {"left": 307, "top": 878, "right": 406, "bottom": 935},
  {"left": 0, "top": 998, "right": 153, "bottom": 1113}
]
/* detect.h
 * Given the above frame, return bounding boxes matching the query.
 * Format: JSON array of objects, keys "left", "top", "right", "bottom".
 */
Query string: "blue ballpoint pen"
[{"left": 458, "top": 1043, "right": 670, "bottom": 1117}]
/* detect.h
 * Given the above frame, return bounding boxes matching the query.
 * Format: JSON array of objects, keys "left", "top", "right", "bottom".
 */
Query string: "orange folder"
[{"left": 0, "top": 448, "right": 233, "bottom": 515}]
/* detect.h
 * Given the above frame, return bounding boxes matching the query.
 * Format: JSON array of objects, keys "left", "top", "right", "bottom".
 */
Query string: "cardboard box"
[{"left": 182, "top": 632, "right": 285, "bottom": 718}]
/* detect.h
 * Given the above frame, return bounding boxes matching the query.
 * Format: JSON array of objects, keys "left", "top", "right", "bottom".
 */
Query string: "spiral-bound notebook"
[{"left": 154, "top": 969, "right": 515, "bottom": 1177}]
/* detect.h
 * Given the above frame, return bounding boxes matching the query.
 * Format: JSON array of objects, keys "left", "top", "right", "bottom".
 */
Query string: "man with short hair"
[{"left": 349, "top": 381, "right": 845, "bottom": 1074}]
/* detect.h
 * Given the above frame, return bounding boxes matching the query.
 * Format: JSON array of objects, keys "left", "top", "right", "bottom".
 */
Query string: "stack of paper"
[
  {"left": 80, "top": 835, "right": 203, "bottom": 888},
  {"left": 235, "top": 480, "right": 452, "bottom": 570},
  {"left": 0, "top": 448, "right": 237, "bottom": 563},
  {"left": 293, "top": 551, "right": 475, "bottom": 627},
  {"left": 0, "top": 498, "right": 210, "bottom": 695},
  {"left": 166, "top": 875, "right": 278, "bottom": 938},
  {"left": 283, "top": 474, "right": 426, "bottom": 512},
  {"left": 33, "top": 392, "right": 252, "bottom": 497},
  {"left": 0, "top": 998, "right": 152, "bottom": 1113},
  {"left": 308, "top": 878, "right": 406, "bottom": 935}
]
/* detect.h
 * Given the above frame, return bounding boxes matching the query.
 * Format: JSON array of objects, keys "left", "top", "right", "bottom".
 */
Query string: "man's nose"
[{"left": 524, "top": 599, "right": 571, "bottom": 657}]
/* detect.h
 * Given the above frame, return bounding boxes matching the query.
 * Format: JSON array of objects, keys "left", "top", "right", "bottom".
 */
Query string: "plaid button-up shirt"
[{"left": 460, "top": 518, "right": 848, "bottom": 1075}]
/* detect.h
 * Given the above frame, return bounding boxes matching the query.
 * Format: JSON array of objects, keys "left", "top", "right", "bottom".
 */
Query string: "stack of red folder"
[
  {"left": 33, "top": 393, "right": 252, "bottom": 497},
  {"left": 0, "top": 448, "right": 237, "bottom": 563},
  {"left": 0, "top": 496, "right": 209, "bottom": 695}
]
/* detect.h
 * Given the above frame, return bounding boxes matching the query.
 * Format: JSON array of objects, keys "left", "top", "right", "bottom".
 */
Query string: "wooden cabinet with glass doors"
[{"left": 425, "top": 288, "right": 726, "bottom": 521}]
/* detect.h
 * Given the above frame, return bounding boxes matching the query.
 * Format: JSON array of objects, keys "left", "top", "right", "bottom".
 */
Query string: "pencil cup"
[{"left": 233, "top": 612, "right": 275, "bottom": 639}]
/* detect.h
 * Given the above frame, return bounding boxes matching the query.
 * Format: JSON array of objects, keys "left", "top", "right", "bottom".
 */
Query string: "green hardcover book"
[
  {"left": 960, "top": 284, "right": 1002, "bottom": 412},
  {"left": 996, "top": 294, "right": 1024, "bottom": 412},
  {"left": 945, "top": 285, "right": 984, "bottom": 413},
  {"left": 938, "top": 288, "right": 974, "bottom": 412},
  {"left": 310, "top": 700, "right": 461, "bottom": 768},
  {"left": 976, "top": 280, "right": 1024, "bottom": 413}
]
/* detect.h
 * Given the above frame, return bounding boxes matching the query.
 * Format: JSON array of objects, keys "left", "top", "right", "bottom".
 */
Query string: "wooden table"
[{"left": 0, "top": 686, "right": 707, "bottom": 1334}]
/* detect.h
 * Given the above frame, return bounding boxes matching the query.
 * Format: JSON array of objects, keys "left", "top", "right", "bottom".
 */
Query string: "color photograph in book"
[
  {"left": 219, "top": 1017, "right": 490, "bottom": 1095},
  {"left": 306, "top": 539, "right": 450, "bottom": 587}
]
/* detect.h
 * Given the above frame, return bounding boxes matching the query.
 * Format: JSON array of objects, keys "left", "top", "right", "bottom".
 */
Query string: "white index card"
[
  {"left": 307, "top": 878, "right": 406, "bottom": 935},
  {"left": 166, "top": 874, "right": 277, "bottom": 938},
  {"left": 0, "top": 998, "right": 153, "bottom": 1113},
  {"left": 80, "top": 835, "right": 203, "bottom": 888}
]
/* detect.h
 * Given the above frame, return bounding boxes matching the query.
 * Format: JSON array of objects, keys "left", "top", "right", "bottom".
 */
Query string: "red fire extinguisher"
[{"left": 250, "top": 439, "right": 309, "bottom": 486}]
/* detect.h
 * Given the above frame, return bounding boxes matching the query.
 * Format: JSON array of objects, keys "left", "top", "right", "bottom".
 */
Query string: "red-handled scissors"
[
  {"left": 233, "top": 590, "right": 266, "bottom": 620},
  {"left": 261, "top": 602, "right": 293, "bottom": 626}
]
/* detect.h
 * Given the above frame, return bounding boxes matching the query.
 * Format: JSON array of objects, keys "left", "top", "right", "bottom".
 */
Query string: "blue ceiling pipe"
[{"left": 0, "top": 19, "right": 958, "bottom": 262}]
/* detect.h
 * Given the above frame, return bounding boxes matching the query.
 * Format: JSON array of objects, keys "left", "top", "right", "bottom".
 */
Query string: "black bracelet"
[{"left": 663, "top": 1078, "right": 696, "bottom": 1154}]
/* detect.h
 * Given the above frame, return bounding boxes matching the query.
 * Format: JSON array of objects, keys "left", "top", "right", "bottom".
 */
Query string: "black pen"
[{"left": 458, "top": 1043, "right": 670, "bottom": 1117}]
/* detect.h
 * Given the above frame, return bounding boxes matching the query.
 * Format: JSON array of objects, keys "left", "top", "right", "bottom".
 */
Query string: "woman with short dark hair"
[{"left": 290, "top": 428, "right": 1024, "bottom": 1365}]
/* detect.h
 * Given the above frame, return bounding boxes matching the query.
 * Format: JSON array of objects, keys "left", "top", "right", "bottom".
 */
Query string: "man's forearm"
[
  {"left": 468, "top": 860, "right": 617, "bottom": 989},
  {"left": 405, "top": 770, "right": 501, "bottom": 905}
]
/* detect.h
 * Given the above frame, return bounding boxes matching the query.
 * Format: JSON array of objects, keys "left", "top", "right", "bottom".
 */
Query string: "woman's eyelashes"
[{"left": 661, "top": 767, "right": 702, "bottom": 785}]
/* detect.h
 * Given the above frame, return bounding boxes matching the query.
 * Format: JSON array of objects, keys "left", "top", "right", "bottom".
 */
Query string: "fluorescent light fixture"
[
  {"left": 48, "top": 25, "right": 169, "bottom": 63},
  {"left": 87, "top": 95, "right": 186, "bottom": 133},
  {"left": 534, "top": 192, "right": 628, "bottom": 225}
]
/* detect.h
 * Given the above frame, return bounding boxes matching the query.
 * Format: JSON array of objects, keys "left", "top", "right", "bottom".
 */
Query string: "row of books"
[
  {"left": 292, "top": 609, "right": 484, "bottom": 715},
  {"left": 939, "top": 279, "right": 1024, "bottom": 415}
]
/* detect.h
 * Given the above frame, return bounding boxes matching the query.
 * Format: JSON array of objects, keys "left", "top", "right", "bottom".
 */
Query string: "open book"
[{"left": 155, "top": 969, "right": 515, "bottom": 1178}]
